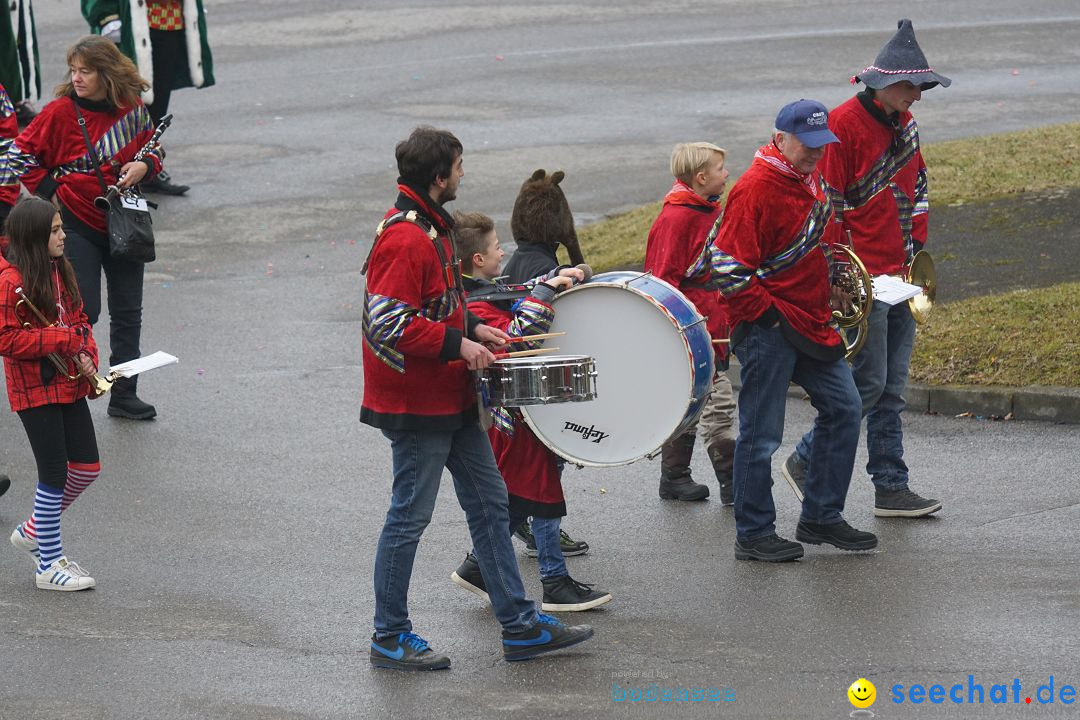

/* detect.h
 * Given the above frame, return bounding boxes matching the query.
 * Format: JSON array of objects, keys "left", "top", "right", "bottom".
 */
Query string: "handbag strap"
[{"left": 72, "top": 99, "right": 111, "bottom": 197}]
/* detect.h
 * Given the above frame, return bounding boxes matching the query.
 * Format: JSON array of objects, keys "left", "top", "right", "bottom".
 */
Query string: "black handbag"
[{"left": 74, "top": 102, "right": 156, "bottom": 263}]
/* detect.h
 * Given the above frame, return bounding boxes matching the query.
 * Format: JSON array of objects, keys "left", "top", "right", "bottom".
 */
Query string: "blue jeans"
[
  {"left": 732, "top": 325, "right": 862, "bottom": 542},
  {"left": 796, "top": 300, "right": 916, "bottom": 491},
  {"left": 374, "top": 425, "right": 538, "bottom": 638},
  {"left": 507, "top": 514, "right": 567, "bottom": 580}
]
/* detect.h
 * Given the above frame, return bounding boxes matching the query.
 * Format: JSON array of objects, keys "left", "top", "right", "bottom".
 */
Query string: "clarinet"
[{"left": 94, "top": 113, "right": 173, "bottom": 210}]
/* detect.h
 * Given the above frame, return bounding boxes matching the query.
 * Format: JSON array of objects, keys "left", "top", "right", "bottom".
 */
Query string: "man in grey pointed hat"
[{"left": 782, "top": 19, "right": 948, "bottom": 519}]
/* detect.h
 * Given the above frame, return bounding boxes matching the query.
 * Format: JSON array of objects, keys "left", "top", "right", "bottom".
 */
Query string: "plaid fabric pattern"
[{"left": 147, "top": 0, "right": 184, "bottom": 31}]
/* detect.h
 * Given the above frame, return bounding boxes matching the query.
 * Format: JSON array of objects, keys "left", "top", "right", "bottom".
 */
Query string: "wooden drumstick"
[
  {"left": 503, "top": 331, "right": 566, "bottom": 344},
  {"left": 712, "top": 338, "right": 730, "bottom": 345},
  {"left": 498, "top": 347, "right": 560, "bottom": 358},
  {"left": 450, "top": 346, "right": 560, "bottom": 368}
]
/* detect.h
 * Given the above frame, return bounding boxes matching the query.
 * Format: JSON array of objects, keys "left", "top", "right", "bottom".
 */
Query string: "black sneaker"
[
  {"left": 450, "top": 552, "right": 489, "bottom": 602},
  {"left": 795, "top": 520, "right": 878, "bottom": 551},
  {"left": 502, "top": 613, "right": 594, "bottom": 662},
  {"left": 734, "top": 534, "right": 804, "bottom": 562},
  {"left": 540, "top": 575, "right": 612, "bottom": 612},
  {"left": 514, "top": 522, "right": 590, "bottom": 557},
  {"left": 874, "top": 487, "right": 942, "bottom": 518},
  {"left": 658, "top": 476, "right": 710, "bottom": 501},
  {"left": 370, "top": 632, "right": 450, "bottom": 671},
  {"left": 141, "top": 170, "right": 190, "bottom": 196},
  {"left": 781, "top": 452, "right": 807, "bottom": 502},
  {"left": 0, "top": 473, "right": 10, "bottom": 498}
]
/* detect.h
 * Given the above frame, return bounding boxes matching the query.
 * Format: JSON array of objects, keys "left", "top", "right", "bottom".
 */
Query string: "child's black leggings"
[{"left": 17, "top": 400, "right": 99, "bottom": 491}]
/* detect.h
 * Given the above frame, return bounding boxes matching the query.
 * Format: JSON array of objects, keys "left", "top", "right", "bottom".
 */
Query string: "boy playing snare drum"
[{"left": 450, "top": 211, "right": 612, "bottom": 612}]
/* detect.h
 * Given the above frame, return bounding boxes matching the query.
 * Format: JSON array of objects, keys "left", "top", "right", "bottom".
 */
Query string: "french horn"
[{"left": 830, "top": 243, "right": 874, "bottom": 359}]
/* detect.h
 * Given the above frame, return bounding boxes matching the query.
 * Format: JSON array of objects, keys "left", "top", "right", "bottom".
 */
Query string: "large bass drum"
[{"left": 520, "top": 271, "right": 714, "bottom": 467}]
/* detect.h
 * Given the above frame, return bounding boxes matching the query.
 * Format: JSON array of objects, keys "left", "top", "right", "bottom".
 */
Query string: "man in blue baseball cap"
[{"left": 695, "top": 99, "right": 877, "bottom": 562}]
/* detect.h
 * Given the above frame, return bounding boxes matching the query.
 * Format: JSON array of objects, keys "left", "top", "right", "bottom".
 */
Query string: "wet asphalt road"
[{"left": 1, "top": 2, "right": 1079, "bottom": 719}]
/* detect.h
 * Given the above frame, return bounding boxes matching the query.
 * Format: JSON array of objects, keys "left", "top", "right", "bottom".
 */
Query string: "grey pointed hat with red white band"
[{"left": 853, "top": 19, "right": 951, "bottom": 91}]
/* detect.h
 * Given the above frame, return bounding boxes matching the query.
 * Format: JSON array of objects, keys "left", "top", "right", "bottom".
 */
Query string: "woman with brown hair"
[{"left": 6, "top": 35, "right": 165, "bottom": 419}]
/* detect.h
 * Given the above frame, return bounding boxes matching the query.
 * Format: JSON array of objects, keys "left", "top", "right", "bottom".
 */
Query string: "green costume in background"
[
  {"left": 1, "top": 0, "right": 41, "bottom": 106},
  {"left": 81, "top": 0, "right": 214, "bottom": 107}
]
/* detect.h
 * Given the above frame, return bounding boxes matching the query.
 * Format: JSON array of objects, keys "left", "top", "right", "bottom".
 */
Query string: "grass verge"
[
  {"left": 909, "top": 283, "right": 1080, "bottom": 388},
  {"left": 577, "top": 122, "right": 1080, "bottom": 273}
]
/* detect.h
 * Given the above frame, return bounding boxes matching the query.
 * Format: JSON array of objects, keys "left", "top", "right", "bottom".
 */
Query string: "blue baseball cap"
[{"left": 775, "top": 99, "right": 840, "bottom": 148}]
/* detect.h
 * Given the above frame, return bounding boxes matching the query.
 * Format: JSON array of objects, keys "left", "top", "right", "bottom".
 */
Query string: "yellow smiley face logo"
[{"left": 848, "top": 678, "right": 876, "bottom": 708}]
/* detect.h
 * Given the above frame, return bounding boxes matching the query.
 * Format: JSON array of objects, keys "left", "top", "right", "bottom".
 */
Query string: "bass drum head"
[{"left": 521, "top": 274, "right": 706, "bottom": 467}]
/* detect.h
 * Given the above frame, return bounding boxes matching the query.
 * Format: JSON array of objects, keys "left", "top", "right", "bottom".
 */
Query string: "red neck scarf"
[
  {"left": 663, "top": 180, "right": 716, "bottom": 208},
  {"left": 753, "top": 142, "right": 824, "bottom": 201}
]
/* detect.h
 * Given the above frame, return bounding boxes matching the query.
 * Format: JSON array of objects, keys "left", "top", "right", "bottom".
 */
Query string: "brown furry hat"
[{"left": 510, "top": 169, "right": 584, "bottom": 266}]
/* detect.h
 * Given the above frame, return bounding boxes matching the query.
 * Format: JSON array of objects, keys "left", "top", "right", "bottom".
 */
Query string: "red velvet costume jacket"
[
  {"left": 4, "top": 94, "right": 162, "bottom": 234},
  {"left": 707, "top": 145, "right": 842, "bottom": 358},
  {"left": 0, "top": 256, "right": 99, "bottom": 411},
  {"left": 361, "top": 185, "right": 486, "bottom": 431},
  {"left": 464, "top": 274, "right": 566, "bottom": 518},
  {"left": 820, "top": 93, "right": 927, "bottom": 276},
  {"left": 645, "top": 182, "right": 730, "bottom": 363}
]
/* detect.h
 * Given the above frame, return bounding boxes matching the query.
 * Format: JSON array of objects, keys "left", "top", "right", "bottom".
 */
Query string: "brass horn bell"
[
  {"left": 906, "top": 250, "right": 936, "bottom": 324},
  {"left": 831, "top": 244, "right": 874, "bottom": 359}
]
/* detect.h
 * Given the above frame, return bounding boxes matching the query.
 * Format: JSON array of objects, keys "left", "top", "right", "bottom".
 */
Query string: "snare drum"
[
  {"left": 520, "top": 271, "right": 713, "bottom": 467},
  {"left": 480, "top": 355, "right": 597, "bottom": 407}
]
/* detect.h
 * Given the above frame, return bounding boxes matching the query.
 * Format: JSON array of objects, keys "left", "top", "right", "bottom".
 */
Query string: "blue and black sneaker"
[
  {"left": 502, "top": 613, "right": 594, "bottom": 662},
  {"left": 370, "top": 632, "right": 451, "bottom": 671}
]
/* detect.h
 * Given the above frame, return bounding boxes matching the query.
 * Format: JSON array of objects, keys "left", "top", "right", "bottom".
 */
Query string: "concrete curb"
[{"left": 724, "top": 363, "right": 1080, "bottom": 424}]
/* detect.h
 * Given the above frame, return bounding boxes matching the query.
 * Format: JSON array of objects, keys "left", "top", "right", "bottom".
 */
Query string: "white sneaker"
[
  {"left": 10, "top": 525, "right": 40, "bottom": 566},
  {"left": 36, "top": 557, "right": 96, "bottom": 591}
]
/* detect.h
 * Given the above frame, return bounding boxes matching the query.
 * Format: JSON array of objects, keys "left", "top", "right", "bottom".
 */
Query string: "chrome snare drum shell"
[{"left": 481, "top": 355, "right": 597, "bottom": 406}]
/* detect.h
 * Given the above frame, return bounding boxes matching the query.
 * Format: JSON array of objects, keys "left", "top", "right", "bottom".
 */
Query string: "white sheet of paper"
[
  {"left": 871, "top": 275, "right": 924, "bottom": 306},
  {"left": 109, "top": 351, "right": 179, "bottom": 378},
  {"left": 121, "top": 194, "right": 149, "bottom": 212}
]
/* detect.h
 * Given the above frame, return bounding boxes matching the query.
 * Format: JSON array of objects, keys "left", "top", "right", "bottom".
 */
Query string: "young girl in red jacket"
[{"left": 1, "top": 197, "right": 102, "bottom": 591}]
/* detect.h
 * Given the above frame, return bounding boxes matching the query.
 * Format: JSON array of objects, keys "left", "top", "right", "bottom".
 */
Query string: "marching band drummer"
[
  {"left": 705, "top": 100, "right": 878, "bottom": 562},
  {"left": 361, "top": 126, "right": 593, "bottom": 670},
  {"left": 783, "top": 20, "right": 946, "bottom": 519},
  {"left": 449, "top": 210, "right": 612, "bottom": 613},
  {"left": 3, "top": 36, "right": 163, "bottom": 420},
  {"left": 646, "top": 142, "right": 737, "bottom": 505}
]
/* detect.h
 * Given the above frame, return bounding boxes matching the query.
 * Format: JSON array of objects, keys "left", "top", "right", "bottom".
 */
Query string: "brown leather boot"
[
  {"left": 658, "top": 432, "right": 709, "bottom": 501},
  {"left": 707, "top": 438, "right": 736, "bottom": 505}
]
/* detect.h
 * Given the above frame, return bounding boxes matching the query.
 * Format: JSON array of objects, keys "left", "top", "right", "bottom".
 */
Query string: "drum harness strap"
[{"left": 362, "top": 209, "right": 471, "bottom": 337}]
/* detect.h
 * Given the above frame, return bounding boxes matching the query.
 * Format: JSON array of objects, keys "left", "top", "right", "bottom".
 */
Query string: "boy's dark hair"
[
  {"left": 453, "top": 211, "right": 495, "bottom": 273},
  {"left": 395, "top": 126, "right": 463, "bottom": 188}
]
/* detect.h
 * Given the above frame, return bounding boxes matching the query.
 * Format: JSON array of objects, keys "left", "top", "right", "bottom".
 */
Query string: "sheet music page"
[
  {"left": 871, "top": 275, "right": 924, "bottom": 306},
  {"left": 110, "top": 351, "right": 179, "bottom": 378}
]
